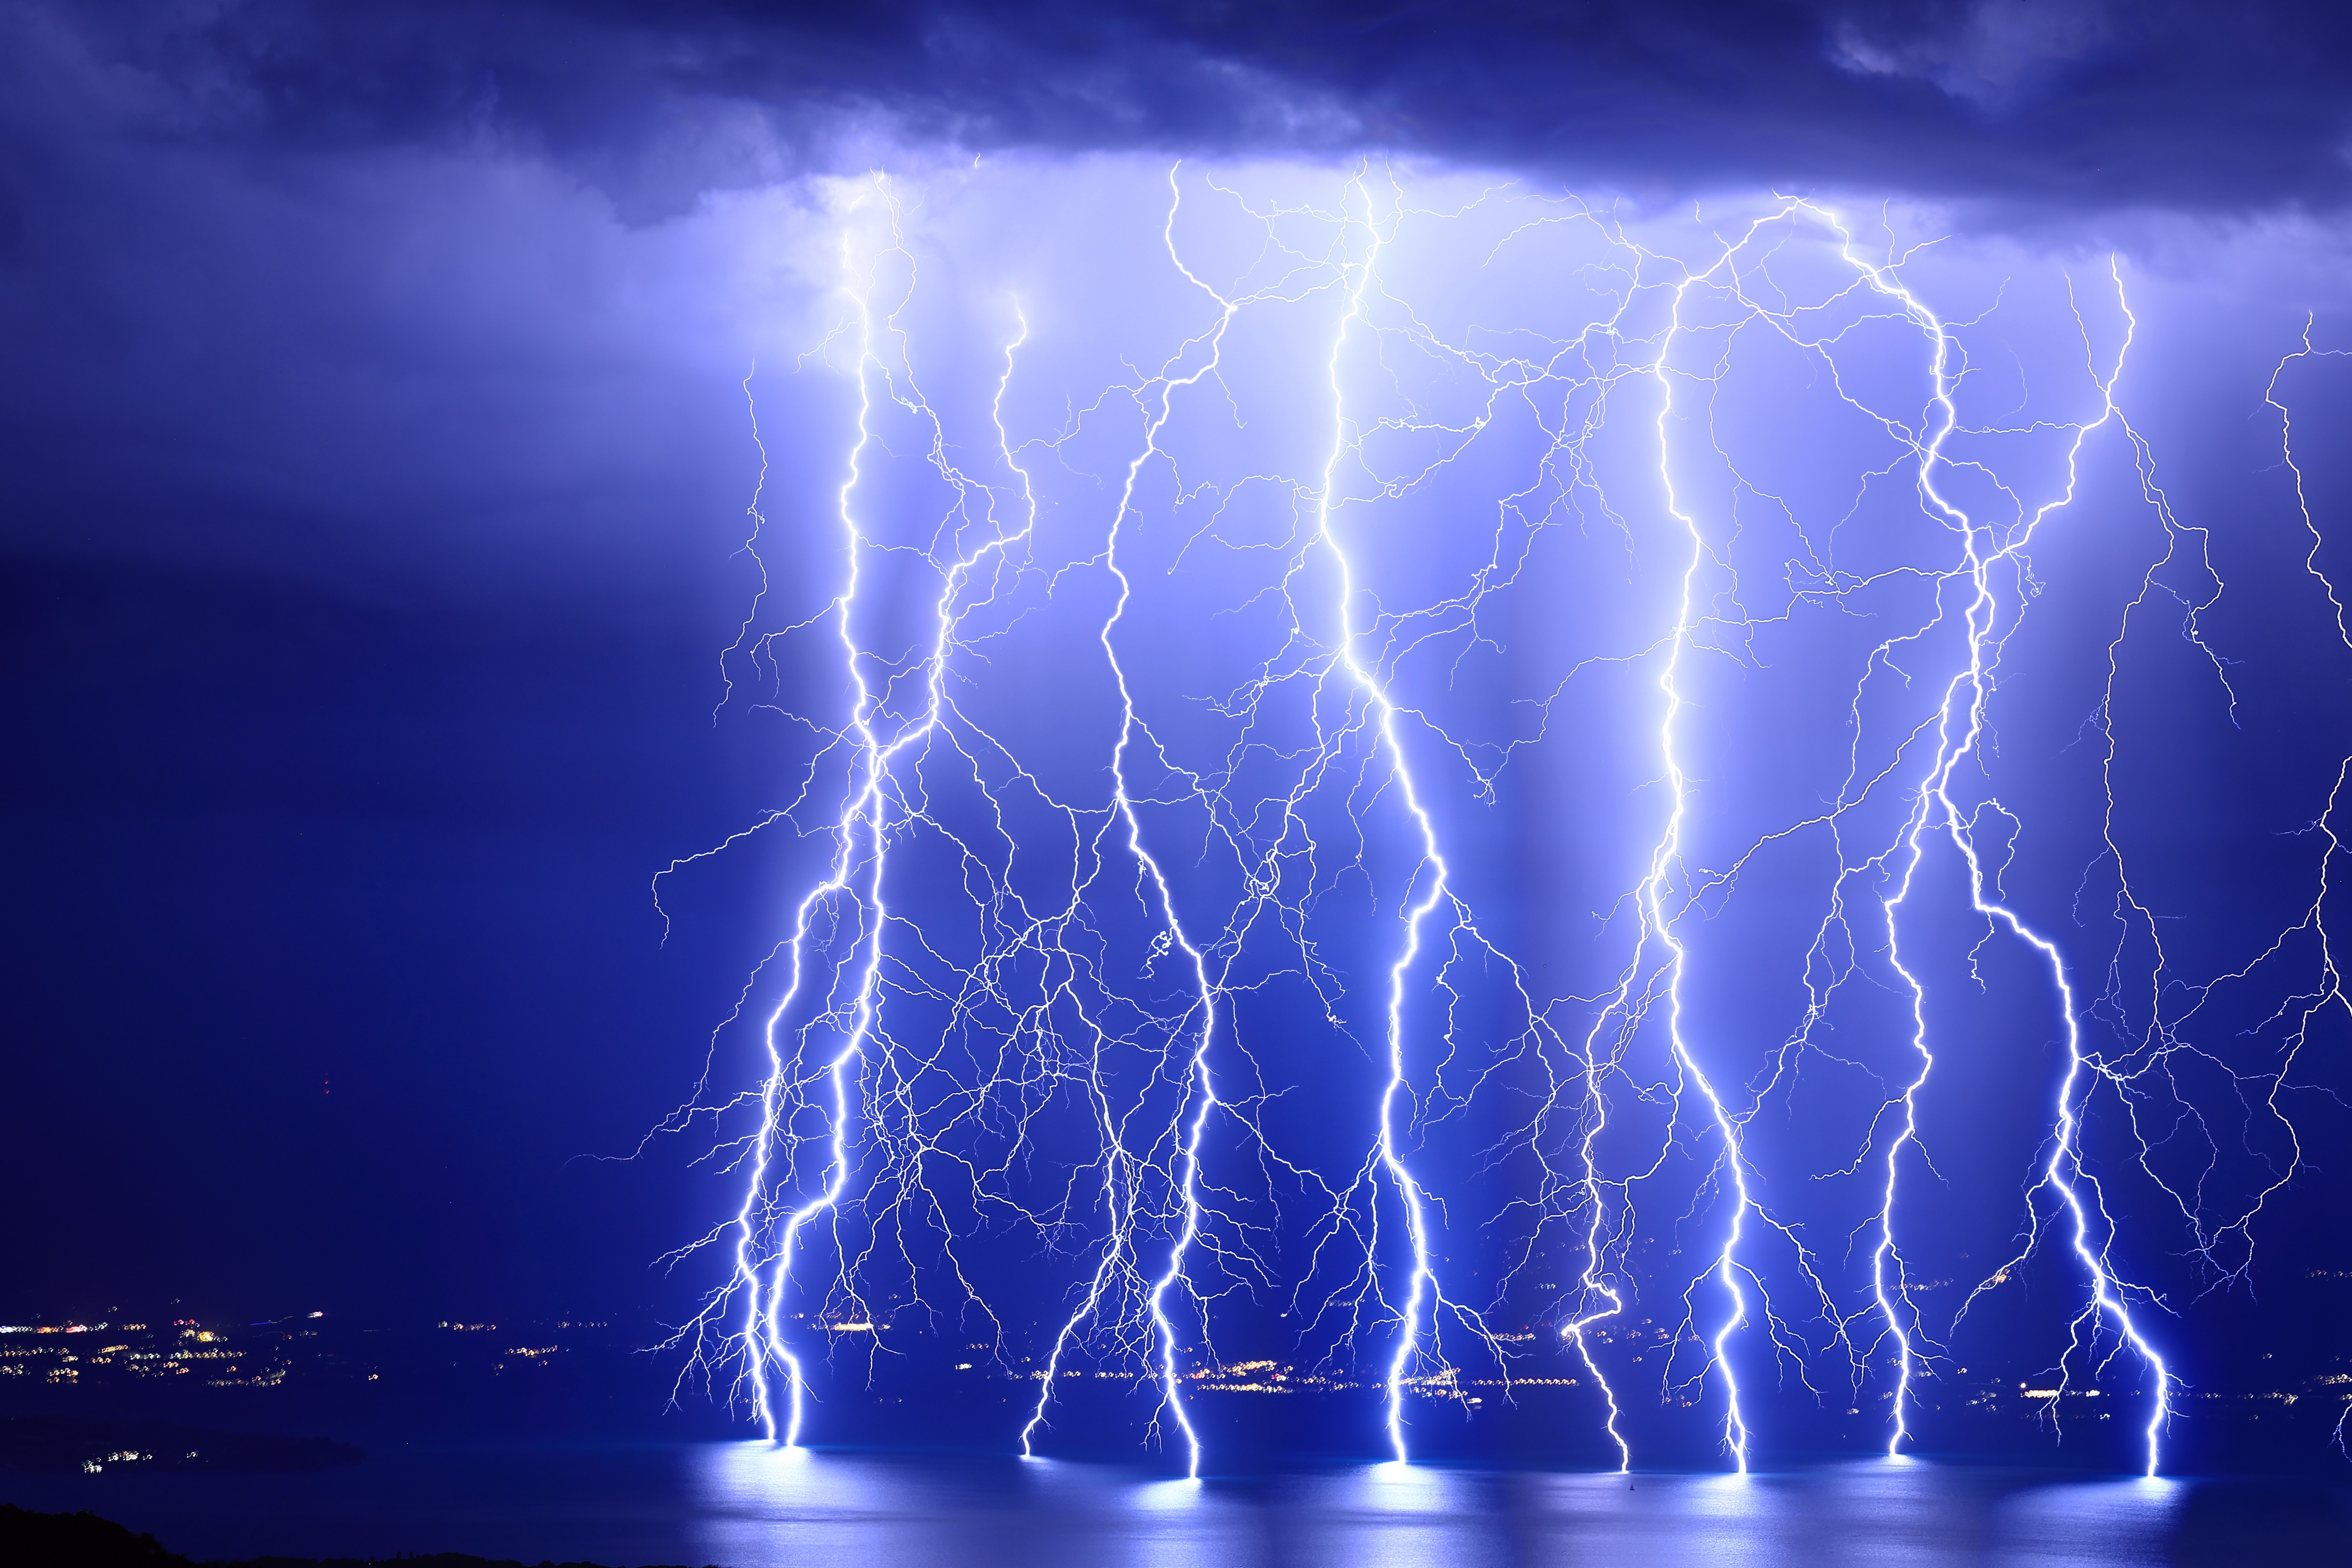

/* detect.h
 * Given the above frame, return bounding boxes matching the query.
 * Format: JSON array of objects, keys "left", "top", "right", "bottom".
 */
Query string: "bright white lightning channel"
[
  {"left": 1314, "top": 174, "right": 1460, "bottom": 1466},
  {"left": 746, "top": 196, "right": 1044, "bottom": 1447},
  {"left": 1019, "top": 165, "right": 1234, "bottom": 1478}
]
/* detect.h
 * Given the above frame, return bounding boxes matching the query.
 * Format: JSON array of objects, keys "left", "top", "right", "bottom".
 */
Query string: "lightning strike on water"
[{"left": 646, "top": 161, "right": 2352, "bottom": 1479}]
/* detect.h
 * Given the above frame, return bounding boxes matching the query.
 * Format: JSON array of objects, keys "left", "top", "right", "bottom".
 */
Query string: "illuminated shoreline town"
[{"left": 5, "top": 1293, "right": 2347, "bottom": 1470}]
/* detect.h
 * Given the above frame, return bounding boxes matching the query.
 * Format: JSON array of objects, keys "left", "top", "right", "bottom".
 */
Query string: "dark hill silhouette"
[{"left": 0, "top": 1505, "right": 718, "bottom": 1568}]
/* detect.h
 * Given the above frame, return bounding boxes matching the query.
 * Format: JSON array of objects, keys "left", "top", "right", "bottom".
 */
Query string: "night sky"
[{"left": 8, "top": 0, "right": 2352, "bottom": 1472}]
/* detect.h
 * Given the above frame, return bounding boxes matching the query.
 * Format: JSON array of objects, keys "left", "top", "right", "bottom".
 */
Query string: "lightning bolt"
[
  {"left": 647, "top": 163, "right": 2348, "bottom": 1483},
  {"left": 1020, "top": 165, "right": 1238, "bottom": 1477},
  {"left": 1309, "top": 171, "right": 1469, "bottom": 1465},
  {"left": 1936, "top": 261, "right": 2177, "bottom": 1477}
]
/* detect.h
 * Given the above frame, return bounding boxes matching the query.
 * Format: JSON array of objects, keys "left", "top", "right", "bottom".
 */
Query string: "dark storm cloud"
[{"left": 25, "top": 0, "right": 2352, "bottom": 218}]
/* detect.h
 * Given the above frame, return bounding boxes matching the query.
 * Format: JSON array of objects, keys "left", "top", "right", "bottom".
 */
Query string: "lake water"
[{"left": 5, "top": 1443, "right": 2348, "bottom": 1566}]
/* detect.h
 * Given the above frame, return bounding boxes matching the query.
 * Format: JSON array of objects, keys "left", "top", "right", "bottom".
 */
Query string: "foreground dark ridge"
[{"left": 0, "top": 1506, "right": 720, "bottom": 1568}]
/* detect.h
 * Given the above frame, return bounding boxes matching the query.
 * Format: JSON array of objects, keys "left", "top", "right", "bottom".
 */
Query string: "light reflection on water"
[
  {"left": 690, "top": 1444, "right": 2213, "bottom": 1568},
  {"left": 6, "top": 1440, "right": 2335, "bottom": 1566}
]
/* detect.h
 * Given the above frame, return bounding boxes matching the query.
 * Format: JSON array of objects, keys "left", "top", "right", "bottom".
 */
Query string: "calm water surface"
[{"left": 5, "top": 1443, "right": 2348, "bottom": 1566}]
